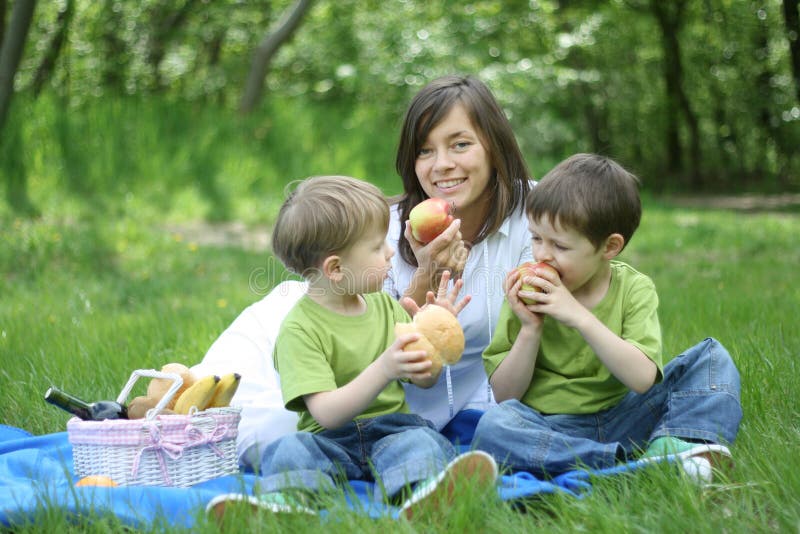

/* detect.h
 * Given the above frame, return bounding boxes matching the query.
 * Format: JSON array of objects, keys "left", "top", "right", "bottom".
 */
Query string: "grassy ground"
[{"left": 1, "top": 96, "right": 799, "bottom": 532}]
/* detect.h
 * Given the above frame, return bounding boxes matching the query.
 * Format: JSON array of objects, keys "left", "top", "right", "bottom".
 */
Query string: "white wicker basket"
[{"left": 67, "top": 369, "right": 241, "bottom": 487}]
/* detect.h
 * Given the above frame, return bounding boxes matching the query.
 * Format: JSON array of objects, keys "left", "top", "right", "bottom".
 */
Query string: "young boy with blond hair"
[
  {"left": 208, "top": 175, "right": 496, "bottom": 518},
  {"left": 473, "top": 154, "right": 742, "bottom": 481}
]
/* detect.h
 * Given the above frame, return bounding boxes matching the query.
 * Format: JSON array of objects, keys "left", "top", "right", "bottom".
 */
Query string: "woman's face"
[{"left": 414, "top": 103, "right": 492, "bottom": 221}]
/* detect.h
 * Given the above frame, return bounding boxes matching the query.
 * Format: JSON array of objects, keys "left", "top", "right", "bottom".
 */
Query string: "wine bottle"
[{"left": 44, "top": 386, "right": 128, "bottom": 421}]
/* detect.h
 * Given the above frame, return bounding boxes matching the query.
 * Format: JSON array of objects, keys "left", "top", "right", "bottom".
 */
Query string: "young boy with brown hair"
[{"left": 473, "top": 154, "right": 742, "bottom": 481}]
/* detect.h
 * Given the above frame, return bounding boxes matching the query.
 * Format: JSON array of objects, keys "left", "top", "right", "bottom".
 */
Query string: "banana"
[
  {"left": 173, "top": 374, "right": 220, "bottom": 414},
  {"left": 206, "top": 372, "right": 241, "bottom": 408}
]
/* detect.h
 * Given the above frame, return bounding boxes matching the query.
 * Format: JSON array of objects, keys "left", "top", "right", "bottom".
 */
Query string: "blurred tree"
[
  {"left": 0, "top": 0, "right": 37, "bottom": 216},
  {"left": 785, "top": 0, "right": 800, "bottom": 103},
  {"left": 30, "top": 0, "right": 73, "bottom": 96},
  {"left": 145, "top": 0, "right": 200, "bottom": 91},
  {"left": 647, "top": 0, "right": 701, "bottom": 187},
  {"left": 240, "top": 0, "right": 314, "bottom": 113}
]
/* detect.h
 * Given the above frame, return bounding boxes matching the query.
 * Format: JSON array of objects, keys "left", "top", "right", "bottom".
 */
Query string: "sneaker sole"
[
  {"left": 400, "top": 450, "right": 498, "bottom": 520},
  {"left": 205, "top": 492, "right": 316, "bottom": 520}
]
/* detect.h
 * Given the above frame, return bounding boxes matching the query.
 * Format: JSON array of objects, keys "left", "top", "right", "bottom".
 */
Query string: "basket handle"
[{"left": 117, "top": 369, "right": 184, "bottom": 420}]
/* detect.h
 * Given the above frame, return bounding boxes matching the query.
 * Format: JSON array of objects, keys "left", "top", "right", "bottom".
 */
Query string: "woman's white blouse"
[{"left": 384, "top": 204, "right": 532, "bottom": 429}]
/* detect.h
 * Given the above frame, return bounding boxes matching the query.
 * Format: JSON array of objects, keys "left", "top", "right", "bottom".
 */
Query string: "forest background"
[
  {"left": 2, "top": 2, "right": 800, "bottom": 531},
  {"left": 1, "top": 0, "right": 800, "bottom": 220}
]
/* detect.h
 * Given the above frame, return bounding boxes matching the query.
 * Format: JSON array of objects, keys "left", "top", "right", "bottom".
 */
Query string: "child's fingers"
[
  {"left": 400, "top": 296, "right": 421, "bottom": 316},
  {"left": 452, "top": 294, "right": 471, "bottom": 314},
  {"left": 393, "top": 332, "right": 421, "bottom": 349}
]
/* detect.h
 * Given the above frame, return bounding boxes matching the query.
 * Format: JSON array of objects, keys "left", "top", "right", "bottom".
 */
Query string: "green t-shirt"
[
  {"left": 483, "top": 261, "right": 663, "bottom": 415},
  {"left": 273, "top": 291, "right": 412, "bottom": 433}
]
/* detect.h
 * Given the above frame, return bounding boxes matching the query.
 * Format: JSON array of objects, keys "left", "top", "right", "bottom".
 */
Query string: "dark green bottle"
[{"left": 44, "top": 386, "right": 128, "bottom": 421}]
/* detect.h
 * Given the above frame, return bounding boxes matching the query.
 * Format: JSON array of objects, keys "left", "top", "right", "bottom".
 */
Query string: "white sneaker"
[
  {"left": 640, "top": 442, "right": 733, "bottom": 484},
  {"left": 399, "top": 450, "right": 498, "bottom": 520},
  {"left": 206, "top": 491, "right": 316, "bottom": 520}
]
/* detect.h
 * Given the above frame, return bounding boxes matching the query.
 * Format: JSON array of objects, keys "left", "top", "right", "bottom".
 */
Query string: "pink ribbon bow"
[{"left": 130, "top": 420, "right": 231, "bottom": 485}]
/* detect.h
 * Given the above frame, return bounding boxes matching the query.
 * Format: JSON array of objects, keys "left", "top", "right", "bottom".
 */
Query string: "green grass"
[{"left": 2, "top": 96, "right": 800, "bottom": 532}]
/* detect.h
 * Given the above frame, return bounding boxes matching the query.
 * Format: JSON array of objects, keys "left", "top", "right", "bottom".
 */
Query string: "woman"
[{"left": 385, "top": 75, "right": 533, "bottom": 430}]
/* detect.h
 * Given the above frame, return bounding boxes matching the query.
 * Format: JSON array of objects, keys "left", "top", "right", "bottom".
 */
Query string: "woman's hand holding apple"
[{"left": 404, "top": 217, "right": 469, "bottom": 280}]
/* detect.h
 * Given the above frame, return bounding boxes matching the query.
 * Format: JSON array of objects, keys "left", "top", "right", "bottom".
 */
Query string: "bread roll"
[
  {"left": 412, "top": 304, "right": 465, "bottom": 364},
  {"left": 394, "top": 304, "right": 465, "bottom": 373},
  {"left": 146, "top": 363, "right": 196, "bottom": 409},
  {"left": 394, "top": 322, "right": 443, "bottom": 376}
]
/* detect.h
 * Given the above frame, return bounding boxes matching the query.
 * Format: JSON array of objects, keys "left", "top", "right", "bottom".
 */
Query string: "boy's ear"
[
  {"left": 602, "top": 233, "right": 625, "bottom": 259},
  {"left": 321, "top": 254, "right": 343, "bottom": 281}
]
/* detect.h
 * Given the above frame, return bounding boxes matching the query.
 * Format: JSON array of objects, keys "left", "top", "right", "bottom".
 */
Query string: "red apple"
[
  {"left": 408, "top": 198, "right": 454, "bottom": 243},
  {"left": 516, "top": 261, "right": 559, "bottom": 304}
]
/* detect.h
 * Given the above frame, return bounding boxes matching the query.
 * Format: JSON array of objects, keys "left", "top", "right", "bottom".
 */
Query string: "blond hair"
[{"left": 271, "top": 176, "right": 389, "bottom": 276}]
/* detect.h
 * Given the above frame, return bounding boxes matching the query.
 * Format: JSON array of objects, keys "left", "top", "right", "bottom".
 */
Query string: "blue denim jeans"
[
  {"left": 258, "top": 412, "right": 456, "bottom": 501},
  {"left": 473, "top": 337, "right": 742, "bottom": 477}
]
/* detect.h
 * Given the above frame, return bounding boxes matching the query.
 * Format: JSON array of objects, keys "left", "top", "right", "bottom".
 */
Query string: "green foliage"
[
  {"left": 6, "top": 0, "right": 800, "bottom": 197},
  {"left": 0, "top": 94, "right": 401, "bottom": 224}
]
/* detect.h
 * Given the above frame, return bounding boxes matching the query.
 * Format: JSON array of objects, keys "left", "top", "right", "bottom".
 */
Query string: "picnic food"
[
  {"left": 127, "top": 395, "right": 159, "bottom": 419},
  {"left": 75, "top": 475, "right": 119, "bottom": 487},
  {"left": 146, "top": 363, "right": 196, "bottom": 409},
  {"left": 409, "top": 198, "right": 454, "bottom": 243},
  {"left": 516, "top": 261, "right": 559, "bottom": 304},
  {"left": 126, "top": 395, "right": 176, "bottom": 419},
  {"left": 394, "top": 304, "right": 465, "bottom": 375},
  {"left": 206, "top": 372, "right": 242, "bottom": 408},
  {"left": 44, "top": 386, "right": 128, "bottom": 421},
  {"left": 173, "top": 374, "right": 220, "bottom": 414}
]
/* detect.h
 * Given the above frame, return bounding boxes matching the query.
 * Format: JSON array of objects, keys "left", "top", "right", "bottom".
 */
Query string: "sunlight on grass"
[{"left": 1, "top": 97, "right": 799, "bottom": 533}]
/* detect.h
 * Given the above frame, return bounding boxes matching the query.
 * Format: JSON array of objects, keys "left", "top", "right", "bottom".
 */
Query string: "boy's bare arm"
[
  {"left": 489, "top": 326, "right": 541, "bottom": 401},
  {"left": 523, "top": 270, "right": 657, "bottom": 393},
  {"left": 303, "top": 333, "right": 433, "bottom": 430},
  {"left": 572, "top": 312, "right": 657, "bottom": 393},
  {"left": 490, "top": 270, "right": 545, "bottom": 401}
]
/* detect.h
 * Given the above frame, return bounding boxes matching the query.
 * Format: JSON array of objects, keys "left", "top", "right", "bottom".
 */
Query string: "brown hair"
[
  {"left": 271, "top": 176, "right": 389, "bottom": 276},
  {"left": 394, "top": 75, "right": 531, "bottom": 266},
  {"left": 525, "top": 153, "right": 642, "bottom": 250}
]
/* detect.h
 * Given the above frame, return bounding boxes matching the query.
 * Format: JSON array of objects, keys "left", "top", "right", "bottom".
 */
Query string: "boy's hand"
[
  {"left": 401, "top": 270, "right": 471, "bottom": 318},
  {"left": 516, "top": 266, "right": 587, "bottom": 328},
  {"left": 378, "top": 333, "right": 434, "bottom": 382},
  {"left": 404, "top": 219, "right": 469, "bottom": 279},
  {"left": 505, "top": 269, "right": 544, "bottom": 329}
]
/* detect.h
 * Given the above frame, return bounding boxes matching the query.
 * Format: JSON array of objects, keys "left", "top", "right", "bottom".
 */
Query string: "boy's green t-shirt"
[
  {"left": 273, "top": 291, "right": 412, "bottom": 433},
  {"left": 483, "top": 261, "right": 663, "bottom": 415}
]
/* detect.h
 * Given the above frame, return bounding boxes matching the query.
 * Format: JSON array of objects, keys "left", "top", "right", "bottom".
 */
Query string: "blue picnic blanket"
[{"left": 0, "top": 412, "right": 658, "bottom": 529}]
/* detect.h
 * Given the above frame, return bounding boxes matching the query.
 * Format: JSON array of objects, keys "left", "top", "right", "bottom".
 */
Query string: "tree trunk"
[
  {"left": 239, "top": 0, "right": 314, "bottom": 114},
  {"left": 0, "top": 0, "right": 7, "bottom": 46},
  {"left": 650, "top": 0, "right": 702, "bottom": 188},
  {"left": 0, "top": 0, "right": 35, "bottom": 130},
  {"left": 784, "top": 0, "right": 800, "bottom": 104},
  {"left": 0, "top": 0, "right": 38, "bottom": 216},
  {"left": 30, "top": 0, "right": 74, "bottom": 97}
]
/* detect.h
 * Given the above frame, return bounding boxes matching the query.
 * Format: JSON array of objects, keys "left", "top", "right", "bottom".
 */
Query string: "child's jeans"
[
  {"left": 258, "top": 412, "right": 456, "bottom": 501},
  {"left": 473, "top": 337, "right": 742, "bottom": 477}
]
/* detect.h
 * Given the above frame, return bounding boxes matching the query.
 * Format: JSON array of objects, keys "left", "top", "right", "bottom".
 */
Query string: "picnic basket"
[{"left": 67, "top": 369, "right": 241, "bottom": 487}]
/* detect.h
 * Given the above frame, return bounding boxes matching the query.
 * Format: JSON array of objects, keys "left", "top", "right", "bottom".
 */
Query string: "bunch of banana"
[{"left": 172, "top": 372, "right": 241, "bottom": 415}]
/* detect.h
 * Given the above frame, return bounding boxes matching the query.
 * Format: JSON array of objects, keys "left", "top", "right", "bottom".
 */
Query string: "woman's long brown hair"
[{"left": 393, "top": 75, "right": 532, "bottom": 267}]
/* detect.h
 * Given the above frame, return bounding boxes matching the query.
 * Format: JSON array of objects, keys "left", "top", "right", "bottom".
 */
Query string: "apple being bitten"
[
  {"left": 408, "top": 198, "right": 454, "bottom": 243},
  {"left": 516, "top": 261, "right": 559, "bottom": 304}
]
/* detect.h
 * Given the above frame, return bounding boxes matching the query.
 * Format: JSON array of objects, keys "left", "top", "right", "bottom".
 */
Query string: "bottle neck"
[{"left": 45, "top": 386, "right": 92, "bottom": 419}]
